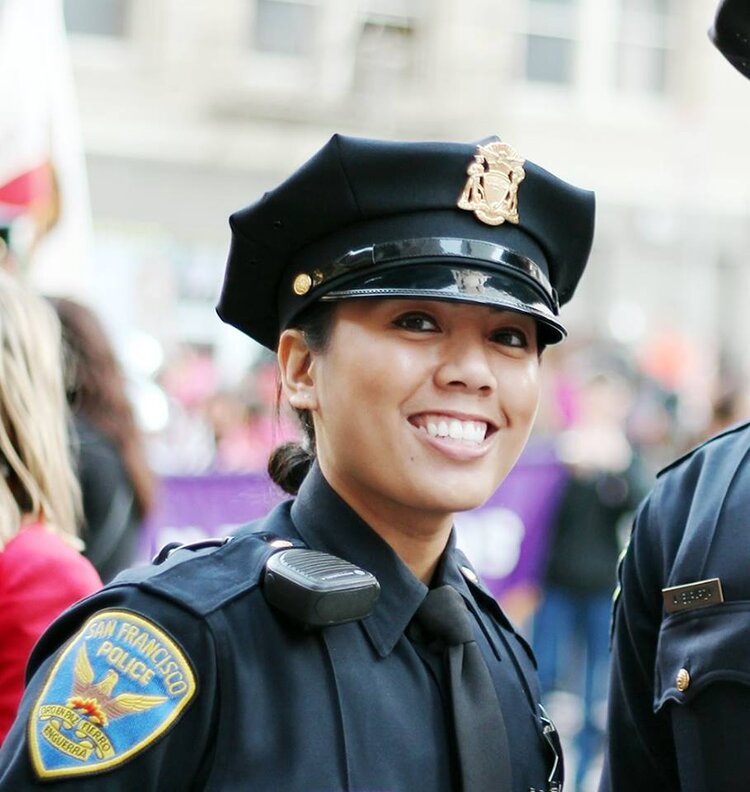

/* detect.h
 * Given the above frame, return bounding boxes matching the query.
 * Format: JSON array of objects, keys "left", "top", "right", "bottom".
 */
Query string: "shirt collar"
[{"left": 291, "top": 463, "right": 435, "bottom": 657}]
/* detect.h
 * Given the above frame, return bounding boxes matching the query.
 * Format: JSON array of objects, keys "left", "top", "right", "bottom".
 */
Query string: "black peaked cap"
[{"left": 217, "top": 134, "right": 595, "bottom": 350}]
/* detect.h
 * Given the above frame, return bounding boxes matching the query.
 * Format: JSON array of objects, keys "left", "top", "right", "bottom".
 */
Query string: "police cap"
[
  {"left": 217, "top": 134, "right": 595, "bottom": 349},
  {"left": 710, "top": 0, "right": 750, "bottom": 78}
]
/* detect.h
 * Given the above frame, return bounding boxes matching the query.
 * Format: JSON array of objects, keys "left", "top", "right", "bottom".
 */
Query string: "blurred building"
[{"left": 60, "top": 0, "right": 750, "bottom": 397}]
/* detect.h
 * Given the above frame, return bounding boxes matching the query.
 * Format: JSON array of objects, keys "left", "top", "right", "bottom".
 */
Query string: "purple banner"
[{"left": 140, "top": 445, "right": 566, "bottom": 597}]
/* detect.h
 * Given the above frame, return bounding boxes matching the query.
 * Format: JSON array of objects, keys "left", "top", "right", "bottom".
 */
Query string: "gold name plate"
[{"left": 662, "top": 578, "right": 724, "bottom": 614}]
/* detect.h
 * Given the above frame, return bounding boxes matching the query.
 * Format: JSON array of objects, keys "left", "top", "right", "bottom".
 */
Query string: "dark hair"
[
  {"left": 49, "top": 297, "right": 155, "bottom": 518},
  {"left": 268, "top": 302, "right": 337, "bottom": 495}
]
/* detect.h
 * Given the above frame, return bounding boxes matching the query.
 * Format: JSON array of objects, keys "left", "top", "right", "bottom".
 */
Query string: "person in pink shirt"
[{"left": 0, "top": 272, "right": 101, "bottom": 744}]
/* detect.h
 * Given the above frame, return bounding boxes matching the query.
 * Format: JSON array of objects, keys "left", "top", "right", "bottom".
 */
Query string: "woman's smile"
[{"left": 408, "top": 411, "right": 497, "bottom": 458}]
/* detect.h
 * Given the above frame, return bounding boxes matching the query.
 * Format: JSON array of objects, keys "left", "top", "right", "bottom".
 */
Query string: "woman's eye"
[
  {"left": 393, "top": 313, "right": 439, "bottom": 332},
  {"left": 491, "top": 327, "right": 529, "bottom": 348}
]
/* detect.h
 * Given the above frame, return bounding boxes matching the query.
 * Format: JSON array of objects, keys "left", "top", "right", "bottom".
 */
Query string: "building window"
[
  {"left": 253, "top": 0, "right": 317, "bottom": 57},
  {"left": 354, "top": 16, "right": 415, "bottom": 92},
  {"left": 63, "top": 0, "right": 130, "bottom": 37},
  {"left": 523, "top": 0, "right": 578, "bottom": 85},
  {"left": 615, "top": 0, "right": 674, "bottom": 95}
]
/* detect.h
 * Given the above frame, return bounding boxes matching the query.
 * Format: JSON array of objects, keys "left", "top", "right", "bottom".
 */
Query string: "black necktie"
[{"left": 413, "top": 585, "right": 512, "bottom": 792}]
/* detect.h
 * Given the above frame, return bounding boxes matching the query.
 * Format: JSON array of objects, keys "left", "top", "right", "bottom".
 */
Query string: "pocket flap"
[{"left": 654, "top": 602, "right": 750, "bottom": 712}]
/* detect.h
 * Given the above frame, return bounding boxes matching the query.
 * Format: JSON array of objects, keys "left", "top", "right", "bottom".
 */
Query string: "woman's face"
[{"left": 284, "top": 298, "right": 542, "bottom": 531}]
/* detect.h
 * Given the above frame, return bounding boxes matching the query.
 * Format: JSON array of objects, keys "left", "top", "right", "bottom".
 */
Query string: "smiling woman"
[
  {"left": 277, "top": 299, "right": 542, "bottom": 582},
  {"left": 0, "top": 134, "right": 594, "bottom": 792}
]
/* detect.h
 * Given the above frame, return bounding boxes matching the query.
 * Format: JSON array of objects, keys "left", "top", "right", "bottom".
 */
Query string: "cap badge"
[
  {"left": 457, "top": 141, "right": 525, "bottom": 226},
  {"left": 453, "top": 269, "right": 490, "bottom": 296}
]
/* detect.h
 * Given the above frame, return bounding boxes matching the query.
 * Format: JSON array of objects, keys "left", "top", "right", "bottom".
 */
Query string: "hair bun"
[{"left": 267, "top": 441, "right": 314, "bottom": 495}]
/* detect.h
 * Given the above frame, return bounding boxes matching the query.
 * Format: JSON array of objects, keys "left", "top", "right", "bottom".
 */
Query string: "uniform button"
[
  {"left": 293, "top": 273, "right": 312, "bottom": 295},
  {"left": 676, "top": 668, "right": 690, "bottom": 691},
  {"left": 460, "top": 566, "right": 478, "bottom": 584}
]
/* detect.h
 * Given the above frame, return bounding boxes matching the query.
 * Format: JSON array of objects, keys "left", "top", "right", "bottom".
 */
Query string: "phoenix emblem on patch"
[
  {"left": 457, "top": 141, "right": 526, "bottom": 226},
  {"left": 28, "top": 610, "right": 196, "bottom": 779}
]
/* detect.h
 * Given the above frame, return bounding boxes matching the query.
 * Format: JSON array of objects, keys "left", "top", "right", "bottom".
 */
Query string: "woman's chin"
[{"left": 413, "top": 483, "right": 496, "bottom": 516}]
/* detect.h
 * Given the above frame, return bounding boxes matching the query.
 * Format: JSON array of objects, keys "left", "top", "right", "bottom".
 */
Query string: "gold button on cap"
[
  {"left": 292, "top": 273, "right": 312, "bottom": 295},
  {"left": 676, "top": 668, "right": 691, "bottom": 691}
]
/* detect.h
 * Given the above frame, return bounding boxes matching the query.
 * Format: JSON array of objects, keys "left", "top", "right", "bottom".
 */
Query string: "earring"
[{"left": 289, "top": 392, "right": 312, "bottom": 409}]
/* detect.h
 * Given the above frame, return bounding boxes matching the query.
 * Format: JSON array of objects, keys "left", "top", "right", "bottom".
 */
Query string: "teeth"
[{"left": 419, "top": 415, "right": 488, "bottom": 444}]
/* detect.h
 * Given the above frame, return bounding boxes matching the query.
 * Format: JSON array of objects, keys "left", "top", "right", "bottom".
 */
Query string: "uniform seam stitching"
[{"left": 333, "top": 135, "right": 364, "bottom": 220}]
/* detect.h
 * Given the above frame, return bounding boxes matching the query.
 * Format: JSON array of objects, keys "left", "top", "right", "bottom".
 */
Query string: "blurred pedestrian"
[
  {"left": 600, "top": 3, "right": 750, "bottom": 789},
  {"left": 533, "top": 371, "right": 649, "bottom": 791},
  {"left": 0, "top": 273, "right": 101, "bottom": 745},
  {"left": 0, "top": 133, "right": 594, "bottom": 789},
  {"left": 50, "top": 298, "right": 155, "bottom": 582}
]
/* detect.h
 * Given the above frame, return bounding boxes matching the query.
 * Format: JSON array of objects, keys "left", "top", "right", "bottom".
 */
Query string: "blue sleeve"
[{"left": 599, "top": 493, "right": 680, "bottom": 791}]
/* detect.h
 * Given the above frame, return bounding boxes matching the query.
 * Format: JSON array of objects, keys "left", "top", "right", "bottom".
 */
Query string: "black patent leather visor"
[
  {"left": 316, "top": 237, "right": 567, "bottom": 344},
  {"left": 321, "top": 261, "right": 566, "bottom": 344},
  {"left": 313, "top": 238, "right": 556, "bottom": 304}
]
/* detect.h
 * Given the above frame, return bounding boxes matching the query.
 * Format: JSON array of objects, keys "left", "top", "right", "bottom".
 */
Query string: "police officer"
[
  {"left": 0, "top": 134, "right": 594, "bottom": 790},
  {"left": 600, "top": 3, "right": 750, "bottom": 790}
]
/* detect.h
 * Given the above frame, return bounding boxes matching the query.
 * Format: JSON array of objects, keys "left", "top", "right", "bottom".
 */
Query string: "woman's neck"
[
  {"left": 375, "top": 521, "right": 451, "bottom": 584},
  {"left": 320, "top": 469, "right": 454, "bottom": 584}
]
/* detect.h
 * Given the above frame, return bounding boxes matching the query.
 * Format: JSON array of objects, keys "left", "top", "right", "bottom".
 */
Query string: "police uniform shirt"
[
  {"left": 600, "top": 420, "right": 750, "bottom": 792},
  {"left": 0, "top": 463, "right": 556, "bottom": 791}
]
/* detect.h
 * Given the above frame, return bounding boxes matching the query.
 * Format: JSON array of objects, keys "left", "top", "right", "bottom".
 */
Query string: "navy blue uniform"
[
  {"left": 0, "top": 465, "right": 558, "bottom": 790},
  {"left": 600, "top": 420, "right": 750, "bottom": 791}
]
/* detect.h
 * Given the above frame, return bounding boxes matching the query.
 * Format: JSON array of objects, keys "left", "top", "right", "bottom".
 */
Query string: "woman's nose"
[{"left": 433, "top": 336, "right": 498, "bottom": 394}]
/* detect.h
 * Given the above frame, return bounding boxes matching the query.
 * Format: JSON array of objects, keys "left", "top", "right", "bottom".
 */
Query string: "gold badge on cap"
[{"left": 457, "top": 141, "right": 526, "bottom": 226}]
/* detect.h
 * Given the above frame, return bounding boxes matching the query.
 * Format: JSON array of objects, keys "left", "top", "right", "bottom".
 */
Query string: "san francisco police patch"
[{"left": 28, "top": 610, "right": 196, "bottom": 779}]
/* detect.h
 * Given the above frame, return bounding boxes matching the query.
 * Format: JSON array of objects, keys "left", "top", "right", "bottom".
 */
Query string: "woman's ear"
[{"left": 277, "top": 329, "right": 318, "bottom": 411}]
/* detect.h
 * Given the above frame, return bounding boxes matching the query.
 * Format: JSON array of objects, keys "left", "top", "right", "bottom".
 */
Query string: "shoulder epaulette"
[
  {"left": 657, "top": 418, "right": 750, "bottom": 478},
  {"left": 110, "top": 501, "right": 302, "bottom": 616}
]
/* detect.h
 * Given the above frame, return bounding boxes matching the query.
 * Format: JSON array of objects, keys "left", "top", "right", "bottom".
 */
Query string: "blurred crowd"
[{"left": 145, "top": 345, "right": 299, "bottom": 476}]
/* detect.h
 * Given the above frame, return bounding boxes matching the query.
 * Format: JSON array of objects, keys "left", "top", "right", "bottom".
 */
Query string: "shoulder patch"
[
  {"left": 657, "top": 418, "right": 750, "bottom": 478},
  {"left": 28, "top": 610, "right": 196, "bottom": 780}
]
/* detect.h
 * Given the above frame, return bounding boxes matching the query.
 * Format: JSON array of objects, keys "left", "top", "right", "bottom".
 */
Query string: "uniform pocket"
[{"left": 653, "top": 601, "right": 750, "bottom": 712}]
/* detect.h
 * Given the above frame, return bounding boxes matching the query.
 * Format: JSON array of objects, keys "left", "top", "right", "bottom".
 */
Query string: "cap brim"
[{"left": 320, "top": 262, "right": 566, "bottom": 345}]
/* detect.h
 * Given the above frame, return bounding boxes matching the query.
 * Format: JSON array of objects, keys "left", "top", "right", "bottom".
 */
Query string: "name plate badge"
[{"left": 662, "top": 578, "right": 724, "bottom": 614}]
